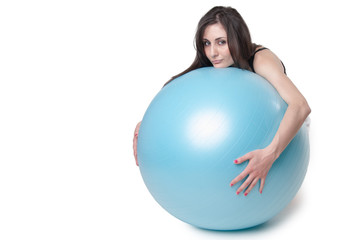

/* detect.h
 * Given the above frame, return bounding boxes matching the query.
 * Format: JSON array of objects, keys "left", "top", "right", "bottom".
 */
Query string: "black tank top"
[{"left": 248, "top": 47, "right": 287, "bottom": 75}]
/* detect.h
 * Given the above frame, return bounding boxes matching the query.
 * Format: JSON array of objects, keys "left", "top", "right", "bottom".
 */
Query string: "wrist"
[{"left": 267, "top": 137, "right": 281, "bottom": 160}]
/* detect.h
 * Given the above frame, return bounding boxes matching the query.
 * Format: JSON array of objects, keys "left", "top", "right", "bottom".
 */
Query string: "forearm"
[{"left": 267, "top": 102, "right": 311, "bottom": 159}]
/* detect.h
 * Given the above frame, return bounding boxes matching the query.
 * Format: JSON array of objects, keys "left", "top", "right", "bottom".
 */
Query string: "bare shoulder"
[
  {"left": 253, "top": 47, "right": 286, "bottom": 78},
  {"left": 252, "top": 48, "right": 306, "bottom": 105}
]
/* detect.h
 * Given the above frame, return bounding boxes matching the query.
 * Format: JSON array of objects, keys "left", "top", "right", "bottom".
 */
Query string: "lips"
[{"left": 212, "top": 59, "right": 223, "bottom": 65}]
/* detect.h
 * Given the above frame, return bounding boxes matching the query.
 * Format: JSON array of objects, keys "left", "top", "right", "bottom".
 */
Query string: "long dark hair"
[{"left": 164, "top": 6, "right": 259, "bottom": 87}]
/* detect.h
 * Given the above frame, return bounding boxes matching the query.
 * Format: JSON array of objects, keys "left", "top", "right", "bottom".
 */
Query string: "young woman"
[{"left": 133, "top": 6, "right": 311, "bottom": 196}]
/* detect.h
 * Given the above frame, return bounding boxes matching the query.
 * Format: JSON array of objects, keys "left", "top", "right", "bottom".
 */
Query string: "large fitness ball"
[{"left": 137, "top": 67, "right": 309, "bottom": 230}]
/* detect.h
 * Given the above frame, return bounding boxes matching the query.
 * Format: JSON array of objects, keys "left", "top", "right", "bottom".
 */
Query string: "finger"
[
  {"left": 244, "top": 177, "right": 259, "bottom": 196},
  {"left": 236, "top": 175, "right": 254, "bottom": 195},
  {"left": 134, "top": 145, "right": 139, "bottom": 166},
  {"left": 234, "top": 152, "right": 252, "bottom": 164},
  {"left": 133, "top": 133, "right": 139, "bottom": 166},
  {"left": 135, "top": 122, "right": 141, "bottom": 134},
  {"left": 259, "top": 178, "right": 266, "bottom": 194},
  {"left": 230, "top": 169, "right": 249, "bottom": 187},
  {"left": 133, "top": 135, "right": 137, "bottom": 154}
]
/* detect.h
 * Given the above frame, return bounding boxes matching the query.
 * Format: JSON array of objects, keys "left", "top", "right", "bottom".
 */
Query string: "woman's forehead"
[{"left": 203, "top": 23, "right": 227, "bottom": 39}]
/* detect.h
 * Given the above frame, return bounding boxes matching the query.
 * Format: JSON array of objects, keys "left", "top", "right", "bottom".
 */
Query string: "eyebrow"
[{"left": 203, "top": 37, "right": 227, "bottom": 41}]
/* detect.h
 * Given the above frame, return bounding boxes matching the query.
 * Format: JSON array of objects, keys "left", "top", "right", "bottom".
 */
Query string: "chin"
[{"left": 213, "top": 64, "right": 229, "bottom": 68}]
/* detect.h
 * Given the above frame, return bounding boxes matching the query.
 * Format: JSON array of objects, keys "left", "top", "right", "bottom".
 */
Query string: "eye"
[
  {"left": 218, "top": 40, "right": 226, "bottom": 45},
  {"left": 203, "top": 40, "right": 210, "bottom": 46}
]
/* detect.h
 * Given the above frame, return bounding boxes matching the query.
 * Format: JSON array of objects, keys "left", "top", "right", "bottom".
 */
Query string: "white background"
[{"left": 1, "top": 0, "right": 357, "bottom": 239}]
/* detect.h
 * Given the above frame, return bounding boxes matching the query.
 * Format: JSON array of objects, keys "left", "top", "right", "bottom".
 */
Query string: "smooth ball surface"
[{"left": 137, "top": 67, "right": 309, "bottom": 230}]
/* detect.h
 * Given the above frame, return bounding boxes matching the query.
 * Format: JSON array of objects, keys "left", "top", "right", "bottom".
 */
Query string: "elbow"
[
  {"left": 303, "top": 100, "right": 311, "bottom": 116},
  {"left": 290, "top": 99, "right": 311, "bottom": 118}
]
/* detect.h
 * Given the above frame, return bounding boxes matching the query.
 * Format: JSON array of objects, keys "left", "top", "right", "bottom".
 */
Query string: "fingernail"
[
  {"left": 244, "top": 193, "right": 248, "bottom": 196},
  {"left": 260, "top": 190, "right": 262, "bottom": 194},
  {"left": 234, "top": 160, "right": 238, "bottom": 164},
  {"left": 236, "top": 191, "right": 240, "bottom": 195},
  {"left": 230, "top": 183, "right": 233, "bottom": 187}
]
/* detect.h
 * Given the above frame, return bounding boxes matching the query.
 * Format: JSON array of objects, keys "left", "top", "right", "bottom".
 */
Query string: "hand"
[
  {"left": 230, "top": 148, "right": 277, "bottom": 196},
  {"left": 133, "top": 121, "right": 142, "bottom": 166}
]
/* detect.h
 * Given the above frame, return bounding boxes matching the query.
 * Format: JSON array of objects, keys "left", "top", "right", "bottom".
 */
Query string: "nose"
[{"left": 210, "top": 45, "right": 218, "bottom": 59}]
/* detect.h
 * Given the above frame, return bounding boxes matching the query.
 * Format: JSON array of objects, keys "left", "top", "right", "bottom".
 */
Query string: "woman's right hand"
[{"left": 133, "top": 121, "right": 142, "bottom": 166}]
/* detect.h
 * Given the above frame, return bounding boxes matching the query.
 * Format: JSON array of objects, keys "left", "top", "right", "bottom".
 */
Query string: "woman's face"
[{"left": 203, "top": 23, "right": 234, "bottom": 68}]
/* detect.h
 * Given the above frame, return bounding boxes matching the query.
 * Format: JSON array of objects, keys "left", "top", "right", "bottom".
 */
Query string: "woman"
[{"left": 133, "top": 6, "right": 311, "bottom": 196}]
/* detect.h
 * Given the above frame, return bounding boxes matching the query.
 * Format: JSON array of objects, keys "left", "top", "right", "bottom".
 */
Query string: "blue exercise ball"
[{"left": 137, "top": 67, "right": 309, "bottom": 230}]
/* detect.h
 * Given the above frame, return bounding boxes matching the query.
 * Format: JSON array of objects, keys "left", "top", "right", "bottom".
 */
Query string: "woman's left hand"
[{"left": 230, "top": 148, "right": 278, "bottom": 196}]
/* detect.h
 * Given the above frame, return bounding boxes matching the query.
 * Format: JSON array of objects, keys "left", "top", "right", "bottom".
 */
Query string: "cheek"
[
  {"left": 204, "top": 48, "right": 210, "bottom": 58},
  {"left": 224, "top": 47, "right": 232, "bottom": 58}
]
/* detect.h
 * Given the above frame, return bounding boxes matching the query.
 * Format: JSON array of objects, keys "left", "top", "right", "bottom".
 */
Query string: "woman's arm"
[
  {"left": 254, "top": 49, "right": 311, "bottom": 159},
  {"left": 230, "top": 49, "right": 311, "bottom": 195}
]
